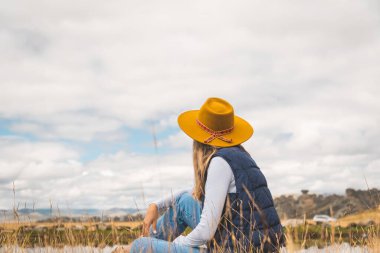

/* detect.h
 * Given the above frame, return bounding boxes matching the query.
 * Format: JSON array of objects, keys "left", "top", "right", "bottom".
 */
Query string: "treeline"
[{"left": 274, "top": 188, "right": 380, "bottom": 219}]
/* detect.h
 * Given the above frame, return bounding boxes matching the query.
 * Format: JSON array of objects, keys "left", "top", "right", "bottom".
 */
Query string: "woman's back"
[
  {"left": 127, "top": 98, "right": 285, "bottom": 253},
  {"left": 205, "top": 146, "right": 285, "bottom": 252}
]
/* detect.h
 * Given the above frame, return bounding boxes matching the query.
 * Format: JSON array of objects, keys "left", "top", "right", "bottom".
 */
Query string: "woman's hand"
[{"left": 141, "top": 203, "right": 159, "bottom": 236}]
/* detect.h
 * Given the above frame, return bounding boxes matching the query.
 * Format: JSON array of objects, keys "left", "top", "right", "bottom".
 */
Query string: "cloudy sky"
[{"left": 0, "top": 0, "right": 379, "bottom": 210}]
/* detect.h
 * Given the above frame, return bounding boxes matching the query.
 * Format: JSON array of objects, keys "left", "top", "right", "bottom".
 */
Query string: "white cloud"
[
  {"left": 155, "top": 114, "right": 178, "bottom": 132},
  {"left": 0, "top": 137, "right": 194, "bottom": 209},
  {"left": 0, "top": 0, "right": 379, "bottom": 208},
  {"left": 157, "top": 131, "right": 192, "bottom": 150},
  {"left": 2, "top": 0, "right": 377, "bottom": 129},
  {"left": 0, "top": 137, "right": 82, "bottom": 182},
  {"left": 9, "top": 113, "right": 125, "bottom": 142}
]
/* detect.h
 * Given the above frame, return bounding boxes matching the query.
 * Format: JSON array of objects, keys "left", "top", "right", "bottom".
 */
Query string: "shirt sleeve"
[
  {"left": 149, "top": 188, "right": 193, "bottom": 212},
  {"left": 179, "top": 156, "right": 233, "bottom": 247}
]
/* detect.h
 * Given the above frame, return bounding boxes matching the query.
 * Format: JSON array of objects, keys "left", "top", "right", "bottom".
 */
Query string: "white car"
[{"left": 312, "top": 215, "right": 337, "bottom": 224}]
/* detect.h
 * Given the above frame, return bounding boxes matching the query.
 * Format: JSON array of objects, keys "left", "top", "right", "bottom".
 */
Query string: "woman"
[{"left": 117, "top": 97, "right": 285, "bottom": 253}]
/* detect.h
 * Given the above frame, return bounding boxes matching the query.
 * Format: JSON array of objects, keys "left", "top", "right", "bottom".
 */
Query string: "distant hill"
[
  {"left": 274, "top": 188, "right": 380, "bottom": 219},
  {"left": 0, "top": 207, "right": 140, "bottom": 222}
]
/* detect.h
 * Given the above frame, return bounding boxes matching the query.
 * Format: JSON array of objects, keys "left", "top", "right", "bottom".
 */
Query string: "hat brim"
[{"left": 178, "top": 110, "right": 254, "bottom": 147}]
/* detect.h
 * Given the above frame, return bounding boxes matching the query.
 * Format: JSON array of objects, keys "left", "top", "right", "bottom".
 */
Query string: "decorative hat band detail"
[{"left": 196, "top": 118, "right": 234, "bottom": 144}]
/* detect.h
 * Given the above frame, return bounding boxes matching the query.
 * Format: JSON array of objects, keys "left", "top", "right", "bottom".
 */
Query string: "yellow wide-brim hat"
[{"left": 178, "top": 97, "right": 254, "bottom": 147}]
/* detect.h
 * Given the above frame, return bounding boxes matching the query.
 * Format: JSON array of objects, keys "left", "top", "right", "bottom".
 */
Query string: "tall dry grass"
[{"left": 2, "top": 190, "right": 379, "bottom": 252}]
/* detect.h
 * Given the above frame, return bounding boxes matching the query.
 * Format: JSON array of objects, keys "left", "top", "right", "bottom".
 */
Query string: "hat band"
[{"left": 196, "top": 118, "right": 233, "bottom": 144}]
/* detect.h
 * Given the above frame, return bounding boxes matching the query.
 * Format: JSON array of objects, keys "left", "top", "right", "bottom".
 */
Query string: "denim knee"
[
  {"left": 130, "top": 237, "right": 151, "bottom": 253},
  {"left": 177, "top": 192, "right": 201, "bottom": 211},
  {"left": 176, "top": 191, "right": 194, "bottom": 205}
]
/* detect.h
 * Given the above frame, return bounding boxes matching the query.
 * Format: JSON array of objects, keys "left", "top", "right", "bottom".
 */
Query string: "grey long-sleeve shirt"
[{"left": 149, "top": 157, "right": 236, "bottom": 247}]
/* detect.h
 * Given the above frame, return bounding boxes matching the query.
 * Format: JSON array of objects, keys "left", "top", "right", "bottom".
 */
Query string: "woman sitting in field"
[{"left": 115, "top": 97, "right": 285, "bottom": 253}]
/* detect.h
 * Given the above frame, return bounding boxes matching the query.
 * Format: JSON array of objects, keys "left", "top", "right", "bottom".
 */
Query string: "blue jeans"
[{"left": 130, "top": 192, "right": 208, "bottom": 253}]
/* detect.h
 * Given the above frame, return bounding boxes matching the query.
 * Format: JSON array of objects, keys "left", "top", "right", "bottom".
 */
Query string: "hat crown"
[{"left": 198, "top": 97, "right": 234, "bottom": 131}]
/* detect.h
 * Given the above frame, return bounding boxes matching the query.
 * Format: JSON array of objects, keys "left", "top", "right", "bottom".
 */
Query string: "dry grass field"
[
  {"left": 282, "top": 207, "right": 380, "bottom": 252},
  {"left": 0, "top": 221, "right": 142, "bottom": 231},
  {"left": 1, "top": 209, "right": 379, "bottom": 252},
  {"left": 337, "top": 208, "right": 380, "bottom": 228}
]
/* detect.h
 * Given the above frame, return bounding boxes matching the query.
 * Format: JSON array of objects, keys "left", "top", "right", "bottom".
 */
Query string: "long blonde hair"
[
  {"left": 192, "top": 140, "right": 248, "bottom": 201},
  {"left": 192, "top": 140, "right": 217, "bottom": 200}
]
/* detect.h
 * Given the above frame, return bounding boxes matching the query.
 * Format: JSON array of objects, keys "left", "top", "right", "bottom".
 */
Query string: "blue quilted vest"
[{"left": 201, "top": 146, "right": 285, "bottom": 252}]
